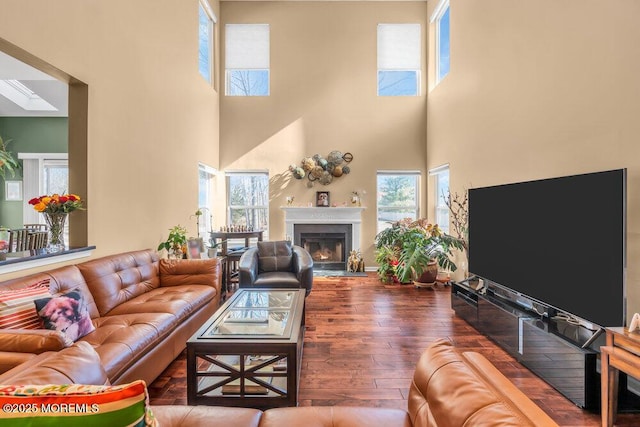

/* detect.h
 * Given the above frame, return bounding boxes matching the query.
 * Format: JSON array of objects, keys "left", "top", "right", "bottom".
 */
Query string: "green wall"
[{"left": 0, "top": 117, "right": 68, "bottom": 229}]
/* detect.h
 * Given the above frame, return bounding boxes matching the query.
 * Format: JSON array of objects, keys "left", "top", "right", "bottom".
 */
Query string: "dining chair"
[
  {"left": 8, "top": 229, "right": 30, "bottom": 252},
  {"left": 27, "top": 231, "right": 48, "bottom": 250}
]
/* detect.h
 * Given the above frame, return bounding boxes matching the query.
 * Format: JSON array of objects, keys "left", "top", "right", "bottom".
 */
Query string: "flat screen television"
[{"left": 468, "top": 169, "right": 626, "bottom": 328}]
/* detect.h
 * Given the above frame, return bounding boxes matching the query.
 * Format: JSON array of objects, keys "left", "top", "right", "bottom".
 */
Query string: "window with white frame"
[
  {"left": 225, "top": 24, "right": 270, "bottom": 96},
  {"left": 377, "top": 23, "right": 421, "bottom": 96},
  {"left": 430, "top": 165, "right": 450, "bottom": 233},
  {"left": 377, "top": 171, "right": 420, "bottom": 233},
  {"left": 432, "top": 0, "right": 450, "bottom": 84},
  {"left": 198, "top": 0, "right": 216, "bottom": 85},
  {"left": 19, "top": 153, "right": 70, "bottom": 242},
  {"left": 198, "top": 163, "right": 217, "bottom": 237},
  {"left": 226, "top": 171, "right": 269, "bottom": 237}
]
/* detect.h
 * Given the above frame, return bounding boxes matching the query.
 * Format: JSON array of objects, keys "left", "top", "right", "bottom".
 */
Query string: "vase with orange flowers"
[{"left": 28, "top": 193, "right": 84, "bottom": 252}]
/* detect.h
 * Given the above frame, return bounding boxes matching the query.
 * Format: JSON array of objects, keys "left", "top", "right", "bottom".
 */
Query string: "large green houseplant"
[{"left": 374, "top": 218, "right": 464, "bottom": 284}]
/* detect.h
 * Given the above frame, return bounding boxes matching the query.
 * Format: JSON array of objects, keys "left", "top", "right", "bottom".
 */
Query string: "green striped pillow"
[{"left": 0, "top": 380, "right": 157, "bottom": 426}]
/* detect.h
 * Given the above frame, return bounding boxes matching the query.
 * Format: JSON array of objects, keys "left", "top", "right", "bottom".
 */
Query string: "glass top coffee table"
[{"left": 186, "top": 288, "right": 305, "bottom": 409}]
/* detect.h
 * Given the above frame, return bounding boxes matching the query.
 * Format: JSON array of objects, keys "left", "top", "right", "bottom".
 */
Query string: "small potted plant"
[
  {"left": 157, "top": 225, "right": 188, "bottom": 259},
  {"left": 374, "top": 244, "right": 400, "bottom": 283}
]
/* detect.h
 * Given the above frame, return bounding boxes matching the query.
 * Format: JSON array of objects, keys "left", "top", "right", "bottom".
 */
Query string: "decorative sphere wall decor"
[{"left": 289, "top": 151, "right": 354, "bottom": 186}]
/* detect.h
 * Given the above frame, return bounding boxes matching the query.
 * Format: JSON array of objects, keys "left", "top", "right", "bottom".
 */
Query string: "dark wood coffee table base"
[{"left": 186, "top": 289, "right": 305, "bottom": 409}]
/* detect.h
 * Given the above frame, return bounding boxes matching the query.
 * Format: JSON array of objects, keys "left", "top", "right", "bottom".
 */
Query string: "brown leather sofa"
[
  {"left": 0, "top": 338, "right": 558, "bottom": 426},
  {"left": 0, "top": 249, "right": 221, "bottom": 386}
]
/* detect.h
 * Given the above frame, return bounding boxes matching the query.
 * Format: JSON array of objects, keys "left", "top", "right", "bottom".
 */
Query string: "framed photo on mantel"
[{"left": 316, "top": 191, "right": 330, "bottom": 207}]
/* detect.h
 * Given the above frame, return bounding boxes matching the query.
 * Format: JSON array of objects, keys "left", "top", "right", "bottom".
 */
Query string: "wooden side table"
[
  {"left": 209, "top": 231, "right": 264, "bottom": 256},
  {"left": 601, "top": 327, "right": 640, "bottom": 427},
  {"left": 217, "top": 256, "right": 228, "bottom": 301},
  {"left": 209, "top": 231, "right": 264, "bottom": 293}
]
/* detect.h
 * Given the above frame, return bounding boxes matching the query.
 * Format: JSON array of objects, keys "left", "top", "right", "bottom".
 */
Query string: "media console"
[{"left": 452, "top": 280, "right": 600, "bottom": 409}]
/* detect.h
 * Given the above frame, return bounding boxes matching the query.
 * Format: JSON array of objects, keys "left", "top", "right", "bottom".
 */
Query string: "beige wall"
[
  {"left": 426, "top": 0, "right": 640, "bottom": 322},
  {"left": 220, "top": 1, "right": 428, "bottom": 264},
  {"left": 0, "top": 0, "right": 221, "bottom": 277}
]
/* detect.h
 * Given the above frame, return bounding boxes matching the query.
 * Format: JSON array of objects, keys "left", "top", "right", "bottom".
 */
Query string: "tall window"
[
  {"left": 198, "top": 163, "right": 216, "bottom": 237},
  {"left": 377, "top": 24, "right": 421, "bottom": 96},
  {"left": 19, "top": 154, "right": 70, "bottom": 243},
  {"left": 377, "top": 171, "right": 420, "bottom": 233},
  {"left": 432, "top": 0, "right": 450, "bottom": 83},
  {"left": 225, "top": 24, "right": 270, "bottom": 96},
  {"left": 430, "top": 165, "right": 450, "bottom": 233},
  {"left": 226, "top": 172, "right": 269, "bottom": 236},
  {"left": 198, "top": 0, "right": 216, "bottom": 85}
]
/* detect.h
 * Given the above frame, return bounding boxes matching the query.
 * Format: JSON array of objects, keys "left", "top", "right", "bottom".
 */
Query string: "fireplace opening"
[
  {"left": 301, "top": 234, "right": 344, "bottom": 268},
  {"left": 294, "top": 224, "right": 352, "bottom": 270}
]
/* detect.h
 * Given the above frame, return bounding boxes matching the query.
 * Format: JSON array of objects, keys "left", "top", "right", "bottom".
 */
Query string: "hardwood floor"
[{"left": 149, "top": 274, "right": 640, "bottom": 426}]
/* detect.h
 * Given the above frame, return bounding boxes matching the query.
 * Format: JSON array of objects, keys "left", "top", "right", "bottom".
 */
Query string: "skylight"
[{"left": 0, "top": 79, "right": 58, "bottom": 111}]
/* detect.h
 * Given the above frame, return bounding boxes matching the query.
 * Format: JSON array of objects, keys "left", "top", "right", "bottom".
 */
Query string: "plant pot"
[{"left": 414, "top": 260, "right": 438, "bottom": 287}]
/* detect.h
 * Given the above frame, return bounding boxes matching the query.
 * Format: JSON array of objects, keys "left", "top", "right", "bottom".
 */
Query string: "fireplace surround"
[{"left": 281, "top": 207, "right": 364, "bottom": 270}]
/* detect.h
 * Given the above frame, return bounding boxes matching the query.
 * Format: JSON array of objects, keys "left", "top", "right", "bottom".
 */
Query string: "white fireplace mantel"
[{"left": 281, "top": 207, "right": 365, "bottom": 251}]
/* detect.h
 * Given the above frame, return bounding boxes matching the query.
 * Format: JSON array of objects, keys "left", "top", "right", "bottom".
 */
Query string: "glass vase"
[{"left": 44, "top": 212, "right": 67, "bottom": 252}]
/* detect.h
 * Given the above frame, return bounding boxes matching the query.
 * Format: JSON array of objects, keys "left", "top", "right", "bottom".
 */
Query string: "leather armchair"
[{"left": 238, "top": 241, "right": 313, "bottom": 296}]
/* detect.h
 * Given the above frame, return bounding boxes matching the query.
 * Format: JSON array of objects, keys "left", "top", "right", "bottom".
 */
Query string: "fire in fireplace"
[{"left": 302, "top": 234, "right": 344, "bottom": 264}]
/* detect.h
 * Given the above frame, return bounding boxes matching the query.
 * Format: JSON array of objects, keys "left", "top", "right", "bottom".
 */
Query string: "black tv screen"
[{"left": 468, "top": 169, "right": 626, "bottom": 327}]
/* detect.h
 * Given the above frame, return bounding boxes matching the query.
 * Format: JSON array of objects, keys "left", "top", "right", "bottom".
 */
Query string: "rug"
[{"left": 313, "top": 270, "right": 368, "bottom": 277}]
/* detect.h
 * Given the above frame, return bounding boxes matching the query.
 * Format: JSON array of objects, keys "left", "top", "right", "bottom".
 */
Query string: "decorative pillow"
[
  {"left": 0, "top": 280, "right": 51, "bottom": 330},
  {"left": 0, "top": 380, "right": 157, "bottom": 426},
  {"left": 258, "top": 241, "right": 293, "bottom": 273},
  {"left": 34, "top": 289, "right": 95, "bottom": 342}
]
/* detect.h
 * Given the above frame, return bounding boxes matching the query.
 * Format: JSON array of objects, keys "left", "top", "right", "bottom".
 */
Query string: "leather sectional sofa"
[
  {"left": 0, "top": 249, "right": 221, "bottom": 386},
  {"left": 0, "top": 335, "right": 558, "bottom": 426}
]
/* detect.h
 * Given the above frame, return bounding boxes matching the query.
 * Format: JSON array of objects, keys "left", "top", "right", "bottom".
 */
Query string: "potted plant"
[
  {"left": 157, "top": 225, "right": 188, "bottom": 259},
  {"left": 374, "top": 218, "right": 464, "bottom": 285},
  {"left": 374, "top": 244, "right": 400, "bottom": 283}
]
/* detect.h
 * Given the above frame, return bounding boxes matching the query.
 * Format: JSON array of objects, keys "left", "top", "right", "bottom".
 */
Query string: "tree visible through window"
[
  {"left": 198, "top": 0, "right": 215, "bottom": 85},
  {"left": 227, "top": 172, "right": 269, "bottom": 236},
  {"left": 225, "top": 24, "right": 270, "bottom": 96},
  {"left": 227, "top": 70, "right": 269, "bottom": 96},
  {"left": 434, "top": 0, "right": 450, "bottom": 83},
  {"left": 432, "top": 166, "right": 450, "bottom": 233},
  {"left": 377, "top": 24, "right": 421, "bottom": 96},
  {"left": 377, "top": 172, "right": 420, "bottom": 232}
]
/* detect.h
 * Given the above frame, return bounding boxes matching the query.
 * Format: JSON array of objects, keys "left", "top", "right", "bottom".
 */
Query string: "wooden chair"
[
  {"left": 8, "top": 229, "right": 30, "bottom": 252},
  {"left": 27, "top": 231, "right": 48, "bottom": 250}
]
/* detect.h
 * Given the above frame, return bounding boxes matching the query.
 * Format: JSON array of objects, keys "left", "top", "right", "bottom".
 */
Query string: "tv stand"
[
  {"left": 582, "top": 327, "right": 605, "bottom": 349},
  {"left": 451, "top": 280, "right": 599, "bottom": 409}
]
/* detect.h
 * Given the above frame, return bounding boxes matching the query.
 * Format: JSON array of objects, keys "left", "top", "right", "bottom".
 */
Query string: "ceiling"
[{"left": 0, "top": 50, "right": 68, "bottom": 117}]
